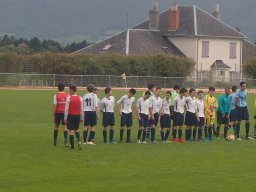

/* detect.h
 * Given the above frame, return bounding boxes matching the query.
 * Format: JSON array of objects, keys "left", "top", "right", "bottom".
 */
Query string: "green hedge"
[{"left": 0, "top": 52, "right": 195, "bottom": 77}]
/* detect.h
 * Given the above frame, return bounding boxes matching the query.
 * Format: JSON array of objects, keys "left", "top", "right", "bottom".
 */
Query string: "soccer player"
[
  {"left": 171, "top": 88, "right": 188, "bottom": 143},
  {"left": 185, "top": 88, "right": 198, "bottom": 141},
  {"left": 117, "top": 88, "right": 137, "bottom": 143},
  {"left": 136, "top": 91, "right": 151, "bottom": 144},
  {"left": 159, "top": 91, "right": 172, "bottom": 143},
  {"left": 170, "top": 85, "right": 180, "bottom": 102},
  {"left": 204, "top": 87, "right": 218, "bottom": 141},
  {"left": 53, "top": 83, "right": 69, "bottom": 146},
  {"left": 101, "top": 87, "right": 116, "bottom": 144},
  {"left": 229, "top": 86, "right": 239, "bottom": 137},
  {"left": 216, "top": 87, "right": 231, "bottom": 140},
  {"left": 64, "top": 85, "right": 83, "bottom": 150},
  {"left": 236, "top": 82, "right": 253, "bottom": 140},
  {"left": 149, "top": 87, "right": 162, "bottom": 143},
  {"left": 195, "top": 90, "right": 205, "bottom": 141},
  {"left": 83, "top": 84, "right": 99, "bottom": 145}
]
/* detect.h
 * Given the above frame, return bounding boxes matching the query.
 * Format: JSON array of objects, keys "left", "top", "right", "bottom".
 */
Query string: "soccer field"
[{"left": 0, "top": 89, "right": 256, "bottom": 192}]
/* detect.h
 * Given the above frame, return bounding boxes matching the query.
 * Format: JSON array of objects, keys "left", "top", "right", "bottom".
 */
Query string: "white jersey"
[
  {"left": 117, "top": 95, "right": 135, "bottom": 114},
  {"left": 185, "top": 96, "right": 197, "bottom": 113},
  {"left": 172, "top": 95, "right": 186, "bottom": 114},
  {"left": 101, "top": 96, "right": 115, "bottom": 113},
  {"left": 137, "top": 97, "right": 150, "bottom": 115},
  {"left": 161, "top": 98, "right": 171, "bottom": 115},
  {"left": 150, "top": 95, "right": 162, "bottom": 114},
  {"left": 196, "top": 98, "right": 205, "bottom": 118},
  {"left": 82, "top": 93, "right": 99, "bottom": 112}
]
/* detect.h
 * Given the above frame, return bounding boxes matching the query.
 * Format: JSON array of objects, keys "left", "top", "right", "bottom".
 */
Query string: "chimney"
[
  {"left": 168, "top": 3, "right": 180, "bottom": 31},
  {"left": 149, "top": 0, "right": 160, "bottom": 30},
  {"left": 212, "top": 0, "right": 221, "bottom": 20}
]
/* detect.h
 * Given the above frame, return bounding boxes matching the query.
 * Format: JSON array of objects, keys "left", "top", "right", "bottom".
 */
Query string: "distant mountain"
[{"left": 0, "top": 0, "right": 255, "bottom": 44}]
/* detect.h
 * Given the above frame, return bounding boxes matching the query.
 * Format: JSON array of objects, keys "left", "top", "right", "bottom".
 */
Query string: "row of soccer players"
[{"left": 53, "top": 82, "right": 256, "bottom": 149}]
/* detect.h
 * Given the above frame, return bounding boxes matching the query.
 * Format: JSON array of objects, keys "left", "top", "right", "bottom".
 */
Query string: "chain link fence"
[{"left": 0, "top": 73, "right": 255, "bottom": 89}]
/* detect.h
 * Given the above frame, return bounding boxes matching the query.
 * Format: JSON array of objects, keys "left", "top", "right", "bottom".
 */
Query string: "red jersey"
[
  {"left": 54, "top": 92, "right": 68, "bottom": 113},
  {"left": 68, "top": 95, "right": 83, "bottom": 115}
]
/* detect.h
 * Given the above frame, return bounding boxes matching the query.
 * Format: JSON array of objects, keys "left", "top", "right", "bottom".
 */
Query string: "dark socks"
[
  {"left": 204, "top": 126, "right": 208, "bottom": 138},
  {"left": 142, "top": 131, "right": 147, "bottom": 141},
  {"left": 236, "top": 124, "right": 241, "bottom": 138},
  {"left": 185, "top": 130, "right": 189, "bottom": 140},
  {"left": 110, "top": 129, "right": 114, "bottom": 142},
  {"left": 224, "top": 126, "right": 229, "bottom": 138},
  {"left": 54, "top": 130, "right": 58, "bottom": 145},
  {"left": 213, "top": 125, "right": 217, "bottom": 136},
  {"left": 208, "top": 127, "right": 213, "bottom": 139},
  {"left": 83, "top": 130, "right": 88, "bottom": 143},
  {"left": 173, "top": 129, "right": 177, "bottom": 139},
  {"left": 137, "top": 129, "right": 142, "bottom": 140},
  {"left": 151, "top": 128, "right": 155, "bottom": 141},
  {"left": 192, "top": 128, "right": 197, "bottom": 141},
  {"left": 120, "top": 129, "right": 124, "bottom": 141},
  {"left": 64, "top": 130, "right": 68, "bottom": 144},
  {"left": 103, "top": 130, "right": 107, "bottom": 143},
  {"left": 127, "top": 129, "right": 131, "bottom": 142},
  {"left": 233, "top": 125, "right": 237, "bottom": 136},
  {"left": 75, "top": 131, "right": 80, "bottom": 142},
  {"left": 164, "top": 130, "right": 170, "bottom": 141},
  {"left": 88, "top": 131, "right": 95, "bottom": 142},
  {"left": 160, "top": 130, "right": 165, "bottom": 141},
  {"left": 70, "top": 135, "right": 74, "bottom": 149},
  {"left": 246, "top": 123, "right": 250, "bottom": 138},
  {"left": 198, "top": 127, "right": 203, "bottom": 140},
  {"left": 216, "top": 126, "right": 220, "bottom": 137},
  {"left": 178, "top": 129, "right": 182, "bottom": 139}
]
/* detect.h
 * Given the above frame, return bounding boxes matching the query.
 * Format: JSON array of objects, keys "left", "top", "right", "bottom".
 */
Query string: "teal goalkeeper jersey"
[{"left": 217, "top": 94, "right": 231, "bottom": 115}]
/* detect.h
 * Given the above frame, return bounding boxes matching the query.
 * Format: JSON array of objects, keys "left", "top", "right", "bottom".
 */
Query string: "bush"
[{"left": 243, "top": 59, "right": 256, "bottom": 78}]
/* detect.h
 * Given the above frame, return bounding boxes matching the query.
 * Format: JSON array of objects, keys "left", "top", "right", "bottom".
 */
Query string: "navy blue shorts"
[
  {"left": 67, "top": 115, "right": 80, "bottom": 130},
  {"left": 230, "top": 108, "right": 238, "bottom": 122},
  {"left": 237, "top": 106, "right": 249, "bottom": 121},
  {"left": 102, "top": 112, "right": 115, "bottom": 127},
  {"left": 173, "top": 112, "right": 184, "bottom": 127},
  {"left": 185, "top": 111, "right": 197, "bottom": 126},
  {"left": 197, "top": 117, "right": 205, "bottom": 127},
  {"left": 160, "top": 114, "right": 171, "bottom": 129},
  {"left": 121, "top": 112, "right": 133, "bottom": 127},
  {"left": 217, "top": 111, "right": 230, "bottom": 125},
  {"left": 84, "top": 111, "right": 97, "bottom": 126},
  {"left": 139, "top": 113, "right": 150, "bottom": 128},
  {"left": 150, "top": 113, "right": 159, "bottom": 127},
  {"left": 55, "top": 113, "right": 65, "bottom": 126}
]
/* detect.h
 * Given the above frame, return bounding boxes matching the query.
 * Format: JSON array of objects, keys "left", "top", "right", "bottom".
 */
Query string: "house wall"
[{"left": 169, "top": 37, "right": 242, "bottom": 80}]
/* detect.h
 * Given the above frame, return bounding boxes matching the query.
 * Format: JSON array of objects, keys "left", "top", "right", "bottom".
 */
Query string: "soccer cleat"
[
  {"left": 246, "top": 137, "right": 254, "bottom": 140},
  {"left": 172, "top": 138, "right": 179, "bottom": 143},
  {"left": 178, "top": 138, "right": 185, "bottom": 143},
  {"left": 162, "top": 141, "right": 166, "bottom": 143},
  {"left": 110, "top": 141, "right": 117, "bottom": 144},
  {"left": 151, "top": 140, "right": 158, "bottom": 144},
  {"left": 165, "top": 140, "right": 172, "bottom": 143},
  {"left": 137, "top": 140, "right": 141, "bottom": 144},
  {"left": 65, "top": 143, "right": 69, "bottom": 148},
  {"left": 236, "top": 138, "right": 242, "bottom": 141},
  {"left": 87, "top": 141, "right": 96, "bottom": 145},
  {"left": 142, "top": 141, "right": 147, "bottom": 144},
  {"left": 82, "top": 142, "right": 88, "bottom": 145},
  {"left": 198, "top": 139, "right": 205, "bottom": 142}
]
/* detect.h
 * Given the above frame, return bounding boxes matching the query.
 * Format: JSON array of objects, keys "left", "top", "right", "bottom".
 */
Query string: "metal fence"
[{"left": 0, "top": 73, "right": 255, "bottom": 89}]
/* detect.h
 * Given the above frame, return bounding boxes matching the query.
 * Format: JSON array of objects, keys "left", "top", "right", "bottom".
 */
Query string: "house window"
[
  {"left": 230, "top": 42, "right": 237, "bottom": 58},
  {"left": 202, "top": 41, "right": 209, "bottom": 57}
]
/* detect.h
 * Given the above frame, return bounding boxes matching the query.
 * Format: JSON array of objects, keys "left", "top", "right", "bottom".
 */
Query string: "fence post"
[
  {"left": 80, "top": 75, "right": 83, "bottom": 87},
  {"left": 136, "top": 76, "right": 139, "bottom": 87},
  {"left": 108, "top": 75, "right": 111, "bottom": 87},
  {"left": 53, "top": 74, "right": 56, "bottom": 88},
  {"left": 164, "top": 77, "right": 167, "bottom": 89}
]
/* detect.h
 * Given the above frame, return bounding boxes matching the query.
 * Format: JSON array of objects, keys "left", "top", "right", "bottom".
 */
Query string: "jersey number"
[{"left": 85, "top": 98, "right": 92, "bottom": 106}]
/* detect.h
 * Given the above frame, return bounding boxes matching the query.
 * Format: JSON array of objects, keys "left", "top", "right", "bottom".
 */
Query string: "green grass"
[{"left": 0, "top": 89, "right": 256, "bottom": 192}]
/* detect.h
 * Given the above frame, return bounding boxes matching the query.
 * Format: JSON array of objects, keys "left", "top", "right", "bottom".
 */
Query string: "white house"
[{"left": 74, "top": 1, "right": 256, "bottom": 82}]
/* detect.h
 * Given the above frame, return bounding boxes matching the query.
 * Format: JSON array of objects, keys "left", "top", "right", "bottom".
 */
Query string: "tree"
[
  {"left": 243, "top": 59, "right": 256, "bottom": 78},
  {"left": 28, "top": 37, "right": 42, "bottom": 52}
]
